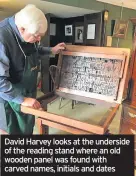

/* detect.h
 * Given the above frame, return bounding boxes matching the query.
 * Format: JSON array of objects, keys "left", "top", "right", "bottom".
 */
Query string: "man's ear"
[{"left": 19, "top": 27, "right": 25, "bottom": 35}]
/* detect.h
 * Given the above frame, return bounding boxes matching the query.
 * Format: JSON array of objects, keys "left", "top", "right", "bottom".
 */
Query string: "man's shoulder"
[
  {"left": 0, "top": 18, "right": 12, "bottom": 43},
  {"left": 0, "top": 18, "right": 9, "bottom": 28}
]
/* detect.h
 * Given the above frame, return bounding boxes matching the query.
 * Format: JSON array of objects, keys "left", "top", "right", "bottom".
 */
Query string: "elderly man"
[{"left": 0, "top": 4, "right": 66, "bottom": 134}]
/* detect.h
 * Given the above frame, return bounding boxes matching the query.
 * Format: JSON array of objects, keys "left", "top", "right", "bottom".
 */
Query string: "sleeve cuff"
[
  {"left": 12, "top": 95, "right": 24, "bottom": 104},
  {"left": 48, "top": 47, "right": 52, "bottom": 54}
]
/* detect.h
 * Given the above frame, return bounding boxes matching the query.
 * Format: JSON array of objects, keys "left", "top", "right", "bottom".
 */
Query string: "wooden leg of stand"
[
  {"left": 72, "top": 100, "right": 74, "bottom": 109},
  {"left": 59, "top": 97, "right": 63, "bottom": 109},
  {"left": 104, "top": 129, "right": 111, "bottom": 134},
  {"left": 44, "top": 125, "right": 49, "bottom": 134},
  {"left": 36, "top": 118, "right": 44, "bottom": 134}
]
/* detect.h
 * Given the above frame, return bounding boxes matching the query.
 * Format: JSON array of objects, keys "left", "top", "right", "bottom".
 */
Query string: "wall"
[
  {"left": 45, "top": 0, "right": 136, "bottom": 49},
  {"left": 0, "top": 12, "right": 14, "bottom": 21}
]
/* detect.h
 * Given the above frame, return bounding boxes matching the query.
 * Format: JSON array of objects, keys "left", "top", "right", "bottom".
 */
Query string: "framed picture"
[
  {"left": 113, "top": 20, "right": 129, "bottom": 39},
  {"left": 87, "top": 24, "right": 96, "bottom": 39},
  {"left": 84, "top": 12, "right": 103, "bottom": 46},
  {"left": 65, "top": 25, "right": 72, "bottom": 36},
  {"left": 75, "top": 26, "right": 84, "bottom": 43},
  {"left": 50, "top": 23, "right": 56, "bottom": 36}
]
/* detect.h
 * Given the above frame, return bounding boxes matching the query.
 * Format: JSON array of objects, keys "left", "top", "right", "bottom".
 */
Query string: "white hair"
[{"left": 15, "top": 4, "right": 48, "bottom": 34}]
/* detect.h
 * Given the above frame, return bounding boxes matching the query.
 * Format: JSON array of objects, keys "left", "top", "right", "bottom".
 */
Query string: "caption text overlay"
[{"left": 1, "top": 135, "right": 134, "bottom": 176}]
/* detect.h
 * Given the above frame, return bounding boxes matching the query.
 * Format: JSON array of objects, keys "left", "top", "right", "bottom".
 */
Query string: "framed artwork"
[
  {"left": 87, "top": 24, "right": 96, "bottom": 39},
  {"left": 50, "top": 23, "right": 56, "bottom": 36},
  {"left": 113, "top": 20, "right": 129, "bottom": 39},
  {"left": 84, "top": 12, "right": 103, "bottom": 46},
  {"left": 65, "top": 25, "right": 72, "bottom": 36},
  {"left": 75, "top": 26, "right": 84, "bottom": 43}
]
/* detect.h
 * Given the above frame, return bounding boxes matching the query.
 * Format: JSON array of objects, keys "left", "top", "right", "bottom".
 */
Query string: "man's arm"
[
  {"left": 0, "top": 42, "right": 24, "bottom": 104},
  {"left": 0, "top": 42, "right": 41, "bottom": 108},
  {"left": 37, "top": 46, "right": 52, "bottom": 55},
  {"left": 37, "top": 42, "right": 66, "bottom": 55}
]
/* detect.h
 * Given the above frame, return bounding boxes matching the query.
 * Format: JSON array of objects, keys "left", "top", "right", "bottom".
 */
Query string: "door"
[{"left": 84, "top": 12, "right": 104, "bottom": 46}]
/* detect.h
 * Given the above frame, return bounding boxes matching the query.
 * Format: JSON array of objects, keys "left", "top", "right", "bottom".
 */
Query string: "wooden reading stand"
[{"left": 21, "top": 45, "right": 130, "bottom": 135}]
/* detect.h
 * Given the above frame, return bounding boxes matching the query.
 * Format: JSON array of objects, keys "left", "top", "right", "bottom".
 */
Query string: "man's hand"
[
  {"left": 21, "top": 97, "right": 41, "bottom": 109},
  {"left": 51, "top": 42, "right": 66, "bottom": 54},
  {"left": 0, "top": 129, "right": 8, "bottom": 134}
]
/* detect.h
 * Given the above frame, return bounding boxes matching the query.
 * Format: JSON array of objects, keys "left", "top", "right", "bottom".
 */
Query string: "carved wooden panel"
[
  {"left": 56, "top": 45, "right": 130, "bottom": 104},
  {"left": 60, "top": 55, "right": 122, "bottom": 98}
]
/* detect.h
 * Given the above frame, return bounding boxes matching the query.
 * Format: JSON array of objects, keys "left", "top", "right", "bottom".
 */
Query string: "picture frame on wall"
[
  {"left": 65, "top": 25, "right": 72, "bottom": 36},
  {"left": 50, "top": 23, "right": 56, "bottom": 36},
  {"left": 113, "top": 20, "right": 129, "bottom": 39},
  {"left": 75, "top": 26, "right": 84, "bottom": 43},
  {"left": 87, "top": 24, "right": 96, "bottom": 39},
  {"left": 84, "top": 12, "right": 103, "bottom": 46}
]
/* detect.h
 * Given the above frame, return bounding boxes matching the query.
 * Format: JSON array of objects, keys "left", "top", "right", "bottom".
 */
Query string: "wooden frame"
[
  {"left": 113, "top": 19, "right": 129, "bottom": 39},
  {"left": 74, "top": 23, "right": 84, "bottom": 44},
  {"left": 84, "top": 12, "right": 103, "bottom": 46},
  {"left": 21, "top": 102, "right": 119, "bottom": 135},
  {"left": 21, "top": 45, "right": 130, "bottom": 135},
  {"left": 65, "top": 25, "right": 73, "bottom": 36},
  {"left": 56, "top": 45, "right": 130, "bottom": 104}
]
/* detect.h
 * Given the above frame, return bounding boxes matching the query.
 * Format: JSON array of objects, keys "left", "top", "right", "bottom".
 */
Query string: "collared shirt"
[{"left": 0, "top": 16, "right": 51, "bottom": 104}]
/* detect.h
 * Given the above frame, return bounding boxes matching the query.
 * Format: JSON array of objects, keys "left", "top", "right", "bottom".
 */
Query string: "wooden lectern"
[{"left": 21, "top": 45, "right": 130, "bottom": 135}]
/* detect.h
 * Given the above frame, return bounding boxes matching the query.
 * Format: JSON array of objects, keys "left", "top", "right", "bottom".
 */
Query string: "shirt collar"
[{"left": 8, "top": 16, "right": 25, "bottom": 43}]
